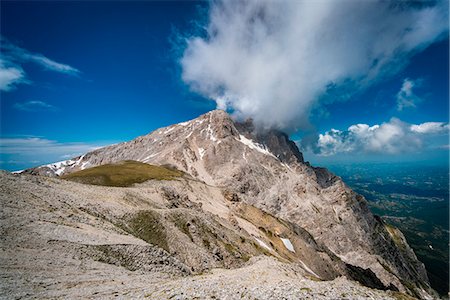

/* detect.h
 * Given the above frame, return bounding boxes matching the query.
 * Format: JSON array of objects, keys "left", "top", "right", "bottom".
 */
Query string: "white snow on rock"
[
  {"left": 163, "top": 127, "right": 174, "bottom": 134},
  {"left": 74, "top": 155, "right": 85, "bottom": 166},
  {"left": 178, "top": 121, "right": 189, "bottom": 126},
  {"left": 238, "top": 135, "right": 277, "bottom": 158},
  {"left": 46, "top": 160, "right": 69, "bottom": 176},
  {"left": 198, "top": 148, "right": 206, "bottom": 159},
  {"left": 254, "top": 237, "right": 272, "bottom": 252},
  {"left": 280, "top": 238, "right": 295, "bottom": 253},
  {"left": 242, "top": 150, "right": 248, "bottom": 163},
  {"left": 206, "top": 124, "right": 218, "bottom": 142},
  {"left": 80, "top": 161, "right": 90, "bottom": 170},
  {"left": 143, "top": 152, "right": 159, "bottom": 162},
  {"left": 281, "top": 162, "right": 293, "bottom": 171},
  {"left": 299, "top": 260, "right": 321, "bottom": 278},
  {"left": 44, "top": 155, "right": 86, "bottom": 176}
]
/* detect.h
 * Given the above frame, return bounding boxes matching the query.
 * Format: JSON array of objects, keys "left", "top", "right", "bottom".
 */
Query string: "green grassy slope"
[{"left": 62, "top": 160, "right": 183, "bottom": 187}]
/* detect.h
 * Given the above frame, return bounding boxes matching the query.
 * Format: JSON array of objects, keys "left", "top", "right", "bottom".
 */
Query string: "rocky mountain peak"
[
  {"left": 23, "top": 110, "right": 304, "bottom": 179},
  {"left": 19, "top": 109, "right": 435, "bottom": 298},
  {"left": 235, "top": 120, "right": 304, "bottom": 165}
]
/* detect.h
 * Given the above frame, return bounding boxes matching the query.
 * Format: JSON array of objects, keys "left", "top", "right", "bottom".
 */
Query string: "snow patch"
[
  {"left": 206, "top": 123, "right": 218, "bottom": 142},
  {"left": 143, "top": 152, "right": 159, "bottom": 162},
  {"left": 280, "top": 238, "right": 295, "bottom": 252},
  {"left": 74, "top": 155, "right": 85, "bottom": 166},
  {"left": 238, "top": 135, "right": 277, "bottom": 158},
  {"left": 163, "top": 127, "right": 174, "bottom": 134},
  {"left": 198, "top": 148, "right": 206, "bottom": 159},
  {"left": 178, "top": 121, "right": 189, "bottom": 126},
  {"left": 44, "top": 154, "right": 86, "bottom": 175},
  {"left": 80, "top": 161, "right": 90, "bottom": 170},
  {"left": 281, "top": 162, "right": 293, "bottom": 171},
  {"left": 254, "top": 237, "right": 272, "bottom": 251},
  {"left": 299, "top": 260, "right": 321, "bottom": 278},
  {"left": 46, "top": 160, "right": 69, "bottom": 176}
]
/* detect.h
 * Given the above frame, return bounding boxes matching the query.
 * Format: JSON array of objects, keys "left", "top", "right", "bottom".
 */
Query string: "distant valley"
[{"left": 324, "top": 163, "right": 449, "bottom": 296}]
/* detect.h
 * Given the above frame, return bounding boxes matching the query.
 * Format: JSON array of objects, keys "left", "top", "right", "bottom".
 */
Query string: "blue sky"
[{"left": 0, "top": 1, "right": 448, "bottom": 171}]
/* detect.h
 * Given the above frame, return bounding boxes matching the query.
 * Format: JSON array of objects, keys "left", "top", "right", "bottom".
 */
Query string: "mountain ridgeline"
[{"left": 19, "top": 110, "right": 436, "bottom": 298}]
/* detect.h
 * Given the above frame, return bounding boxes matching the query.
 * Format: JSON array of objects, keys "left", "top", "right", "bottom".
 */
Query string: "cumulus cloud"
[
  {"left": 14, "top": 100, "right": 56, "bottom": 112},
  {"left": 410, "top": 122, "right": 449, "bottom": 134},
  {"left": 308, "top": 119, "right": 448, "bottom": 156},
  {"left": 396, "top": 78, "right": 423, "bottom": 110},
  {"left": 181, "top": 0, "right": 448, "bottom": 130},
  {"left": 0, "top": 36, "right": 80, "bottom": 91}
]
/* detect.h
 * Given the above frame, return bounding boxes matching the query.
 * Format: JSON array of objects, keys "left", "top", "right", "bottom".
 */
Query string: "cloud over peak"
[{"left": 181, "top": 0, "right": 448, "bottom": 131}]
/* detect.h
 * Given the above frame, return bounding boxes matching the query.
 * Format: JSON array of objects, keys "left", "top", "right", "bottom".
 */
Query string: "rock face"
[{"left": 21, "top": 110, "right": 435, "bottom": 298}]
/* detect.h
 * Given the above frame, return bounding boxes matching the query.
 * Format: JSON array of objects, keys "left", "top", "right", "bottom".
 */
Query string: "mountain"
[{"left": 8, "top": 110, "right": 436, "bottom": 299}]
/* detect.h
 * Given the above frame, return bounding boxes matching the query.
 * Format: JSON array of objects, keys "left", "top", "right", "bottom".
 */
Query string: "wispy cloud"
[
  {"left": 437, "top": 144, "right": 450, "bottom": 150},
  {"left": 396, "top": 78, "right": 423, "bottom": 111},
  {"left": 0, "top": 137, "right": 106, "bottom": 171},
  {"left": 25, "top": 53, "right": 80, "bottom": 75},
  {"left": 0, "top": 36, "right": 80, "bottom": 91},
  {"left": 0, "top": 58, "right": 28, "bottom": 91},
  {"left": 0, "top": 137, "right": 100, "bottom": 156},
  {"left": 14, "top": 100, "right": 57, "bottom": 112},
  {"left": 304, "top": 119, "right": 449, "bottom": 156},
  {"left": 181, "top": 0, "right": 448, "bottom": 131}
]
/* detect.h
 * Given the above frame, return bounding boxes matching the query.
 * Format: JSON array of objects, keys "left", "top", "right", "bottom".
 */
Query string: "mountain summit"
[{"left": 15, "top": 110, "right": 434, "bottom": 298}]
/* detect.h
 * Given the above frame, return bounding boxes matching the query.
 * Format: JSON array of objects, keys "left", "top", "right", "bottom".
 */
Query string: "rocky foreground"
[{"left": 1, "top": 171, "right": 414, "bottom": 299}]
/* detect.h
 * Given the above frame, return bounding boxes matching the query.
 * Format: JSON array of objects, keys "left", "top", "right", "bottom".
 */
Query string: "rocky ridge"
[{"left": 16, "top": 110, "right": 436, "bottom": 299}]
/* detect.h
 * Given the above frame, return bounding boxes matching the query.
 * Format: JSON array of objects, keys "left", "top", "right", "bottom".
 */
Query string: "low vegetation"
[
  {"left": 62, "top": 160, "right": 183, "bottom": 187},
  {"left": 385, "top": 223, "right": 406, "bottom": 250},
  {"left": 123, "top": 210, "right": 169, "bottom": 251}
]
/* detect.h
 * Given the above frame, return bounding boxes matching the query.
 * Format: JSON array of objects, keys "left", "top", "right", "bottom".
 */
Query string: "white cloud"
[
  {"left": 181, "top": 0, "right": 448, "bottom": 131},
  {"left": 396, "top": 78, "right": 423, "bottom": 111},
  {"left": 312, "top": 119, "right": 448, "bottom": 156},
  {"left": 26, "top": 53, "right": 80, "bottom": 75},
  {"left": 0, "top": 37, "right": 80, "bottom": 91},
  {"left": 0, "top": 58, "right": 27, "bottom": 91},
  {"left": 410, "top": 122, "right": 449, "bottom": 134},
  {"left": 14, "top": 100, "right": 56, "bottom": 112}
]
